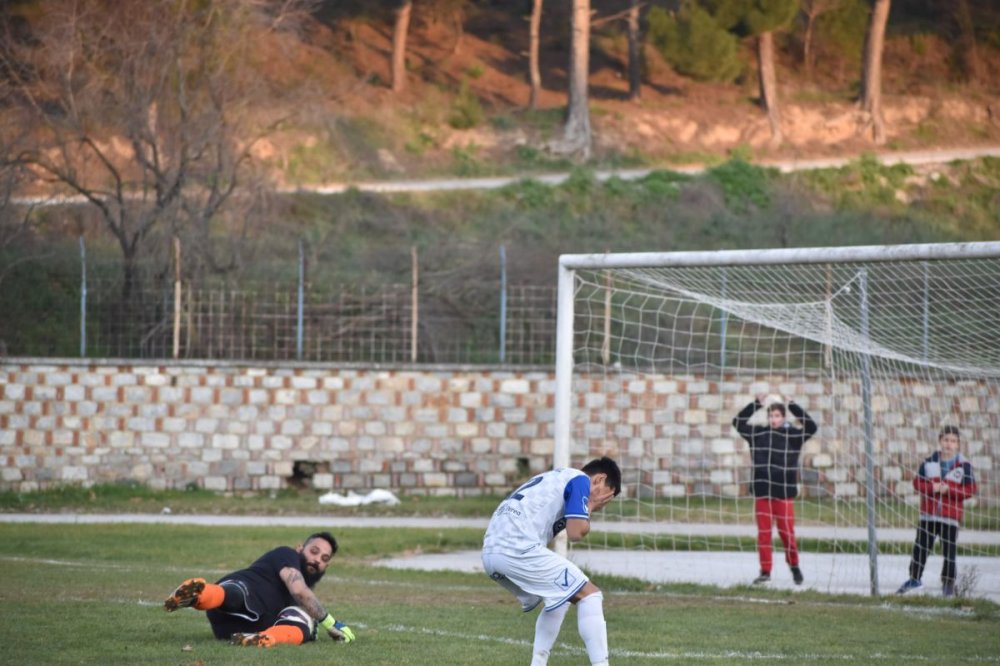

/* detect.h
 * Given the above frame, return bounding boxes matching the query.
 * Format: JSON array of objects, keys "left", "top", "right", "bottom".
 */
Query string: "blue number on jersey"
[{"left": 508, "top": 475, "right": 543, "bottom": 501}]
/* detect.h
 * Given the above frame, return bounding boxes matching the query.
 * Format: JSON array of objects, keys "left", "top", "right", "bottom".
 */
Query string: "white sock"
[
  {"left": 577, "top": 591, "right": 609, "bottom": 665},
  {"left": 531, "top": 603, "right": 569, "bottom": 666}
]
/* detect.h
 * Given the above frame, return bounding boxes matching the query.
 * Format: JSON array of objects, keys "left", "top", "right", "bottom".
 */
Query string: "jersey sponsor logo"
[{"left": 496, "top": 504, "right": 522, "bottom": 517}]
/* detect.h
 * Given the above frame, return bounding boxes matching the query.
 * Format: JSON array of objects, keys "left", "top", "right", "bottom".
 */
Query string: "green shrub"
[
  {"left": 448, "top": 79, "right": 484, "bottom": 130},
  {"left": 646, "top": 5, "right": 743, "bottom": 83},
  {"left": 450, "top": 144, "right": 483, "bottom": 176},
  {"left": 707, "top": 158, "right": 776, "bottom": 211},
  {"left": 814, "top": 0, "right": 869, "bottom": 70}
]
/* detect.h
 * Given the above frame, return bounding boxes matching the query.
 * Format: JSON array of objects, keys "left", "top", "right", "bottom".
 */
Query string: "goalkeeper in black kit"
[
  {"left": 733, "top": 392, "right": 818, "bottom": 585},
  {"left": 163, "top": 531, "right": 356, "bottom": 647}
]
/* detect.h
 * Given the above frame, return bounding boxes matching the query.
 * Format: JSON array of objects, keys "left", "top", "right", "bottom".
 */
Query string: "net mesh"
[{"left": 565, "top": 251, "right": 1000, "bottom": 597}]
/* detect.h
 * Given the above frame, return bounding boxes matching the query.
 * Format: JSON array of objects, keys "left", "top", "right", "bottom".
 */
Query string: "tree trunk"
[
  {"left": 627, "top": 0, "right": 641, "bottom": 101},
  {"left": 955, "top": 0, "right": 983, "bottom": 83},
  {"left": 392, "top": 0, "right": 413, "bottom": 93},
  {"left": 557, "top": 0, "right": 592, "bottom": 159},
  {"left": 528, "top": 0, "right": 543, "bottom": 109},
  {"left": 758, "top": 31, "right": 783, "bottom": 145},
  {"left": 802, "top": 8, "right": 817, "bottom": 78},
  {"left": 860, "top": 0, "right": 890, "bottom": 145}
]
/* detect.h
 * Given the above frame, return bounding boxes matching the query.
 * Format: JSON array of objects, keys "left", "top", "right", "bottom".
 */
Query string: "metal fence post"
[
  {"left": 411, "top": 246, "right": 419, "bottom": 363},
  {"left": 296, "top": 239, "right": 304, "bottom": 361},
  {"left": 499, "top": 245, "right": 507, "bottom": 363},
  {"left": 79, "top": 236, "right": 87, "bottom": 357},
  {"left": 172, "top": 237, "right": 181, "bottom": 359}
]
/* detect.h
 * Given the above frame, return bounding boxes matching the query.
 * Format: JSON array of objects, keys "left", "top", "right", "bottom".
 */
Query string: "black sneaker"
[
  {"left": 752, "top": 573, "right": 771, "bottom": 585},
  {"left": 791, "top": 566, "right": 804, "bottom": 585}
]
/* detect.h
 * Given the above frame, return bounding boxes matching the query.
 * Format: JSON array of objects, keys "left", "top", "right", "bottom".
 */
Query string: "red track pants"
[{"left": 755, "top": 497, "right": 799, "bottom": 574}]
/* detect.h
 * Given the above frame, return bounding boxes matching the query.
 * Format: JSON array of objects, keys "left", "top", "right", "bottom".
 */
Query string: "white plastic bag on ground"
[{"left": 318, "top": 489, "right": 401, "bottom": 506}]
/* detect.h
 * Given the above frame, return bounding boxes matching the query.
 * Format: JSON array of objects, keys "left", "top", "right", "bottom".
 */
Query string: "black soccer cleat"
[
  {"left": 231, "top": 632, "right": 274, "bottom": 648},
  {"left": 791, "top": 566, "right": 804, "bottom": 585},
  {"left": 164, "top": 577, "right": 206, "bottom": 612},
  {"left": 752, "top": 572, "right": 771, "bottom": 585}
]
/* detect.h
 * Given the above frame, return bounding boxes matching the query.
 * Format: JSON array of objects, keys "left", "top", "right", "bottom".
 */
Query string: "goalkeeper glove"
[{"left": 320, "top": 614, "right": 356, "bottom": 643}]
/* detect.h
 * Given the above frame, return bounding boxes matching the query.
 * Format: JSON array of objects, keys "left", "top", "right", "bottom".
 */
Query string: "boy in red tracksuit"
[
  {"left": 733, "top": 392, "right": 818, "bottom": 586},
  {"left": 897, "top": 425, "right": 978, "bottom": 598}
]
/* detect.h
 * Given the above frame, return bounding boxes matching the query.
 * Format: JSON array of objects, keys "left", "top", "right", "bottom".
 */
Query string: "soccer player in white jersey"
[{"left": 482, "top": 456, "right": 621, "bottom": 666}]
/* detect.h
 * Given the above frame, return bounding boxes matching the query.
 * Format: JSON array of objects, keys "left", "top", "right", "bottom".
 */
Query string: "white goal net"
[{"left": 554, "top": 242, "right": 1000, "bottom": 599}]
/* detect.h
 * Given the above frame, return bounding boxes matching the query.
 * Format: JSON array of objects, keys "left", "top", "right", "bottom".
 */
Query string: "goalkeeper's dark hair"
[
  {"left": 305, "top": 531, "right": 338, "bottom": 555},
  {"left": 582, "top": 456, "right": 622, "bottom": 497}
]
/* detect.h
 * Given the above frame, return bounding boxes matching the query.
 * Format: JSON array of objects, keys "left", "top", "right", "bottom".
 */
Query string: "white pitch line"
[
  {"left": 0, "top": 554, "right": 230, "bottom": 576},
  {"left": 28, "top": 583, "right": 1000, "bottom": 662},
  {"left": 375, "top": 623, "right": 1000, "bottom": 663},
  {"left": 5, "top": 554, "right": 985, "bottom": 621}
]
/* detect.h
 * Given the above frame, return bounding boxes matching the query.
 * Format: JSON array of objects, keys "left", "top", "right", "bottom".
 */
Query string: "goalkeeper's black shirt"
[
  {"left": 207, "top": 546, "right": 301, "bottom": 634},
  {"left": 732, "top": 400, "right": 818, "bottom": 499}
]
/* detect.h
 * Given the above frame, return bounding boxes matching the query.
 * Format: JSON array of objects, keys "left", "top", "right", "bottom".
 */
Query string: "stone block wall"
[{"left": 1, "top": 359, "right": 996, "bottom": 504}]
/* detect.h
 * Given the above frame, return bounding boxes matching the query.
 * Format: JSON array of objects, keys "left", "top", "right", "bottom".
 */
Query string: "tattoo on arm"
[
  {"left": 283, "top": 568, "right": 328, "bottom": 620},
  {"left": 294, "top": 591, "right": 327, "bottom": 620}
]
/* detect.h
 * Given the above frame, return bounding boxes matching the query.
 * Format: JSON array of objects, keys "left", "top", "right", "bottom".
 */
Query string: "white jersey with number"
[{"left": 483, "top": 467, "right": 591, "bottom": 556}]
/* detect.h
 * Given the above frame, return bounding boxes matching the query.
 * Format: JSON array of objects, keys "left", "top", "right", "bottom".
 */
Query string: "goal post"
[{"left": 554, "top": 241, "right": 1000, "bottom": 598}]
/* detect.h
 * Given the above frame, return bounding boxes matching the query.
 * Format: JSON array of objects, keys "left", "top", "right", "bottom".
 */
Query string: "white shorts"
[{"left": 481, "top": 546, "right": 589, "bottom": 612}]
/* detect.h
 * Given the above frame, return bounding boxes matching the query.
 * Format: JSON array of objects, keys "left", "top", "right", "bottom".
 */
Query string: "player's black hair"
[
  {"left": 305, "top": 531, "right": 338, "bottom": 555},
  {"left": 939, "top": 425, "right": 960, "bottom": 440},
  {"left": 768, "top": 402, "right": 787, "bottom": 417},
  {"left": 582, "top": 456, "right": 622, "bottom": 497}
]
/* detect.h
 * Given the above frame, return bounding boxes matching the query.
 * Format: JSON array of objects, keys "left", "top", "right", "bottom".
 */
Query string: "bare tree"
[
  {"left": 800, "top": 0, "right": 843, "bottom": 77},
  {"left": 0, "top": 153, "right": 38, "bottom": 291},
  {"left": 954, "top": 0, "right": 984, "bottom": 83},
  {"left": 551, "top": 0, "right": 592, "bottom": 159},
  {"left": 3, "top": 0, "right": 312, "bottom": 297},
  {"left": 705, "top": 0, "right": 797, "bottom": 144},
  {"left": 757, "top": 32, "right": 783, "bottom": 143},
  {"left": 745, "top": 0, "right": 799, "bottom": 146},
  {"left": 392, "top": 0, "right": 414, "bottom": 93},
  {"left": 528, "top": 0, "right": 544, "bottom": 110},
  {"left": 859, "top": 0, "right": 890, "bottom": 144},
  {"left": 627, "top": 0, "right": 642, "bottom": 100}
]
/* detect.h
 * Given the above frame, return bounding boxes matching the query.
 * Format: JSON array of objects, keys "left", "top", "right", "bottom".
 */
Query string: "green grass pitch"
[{"left": 0, "top": 523, "right": 997, "bottom": 665}]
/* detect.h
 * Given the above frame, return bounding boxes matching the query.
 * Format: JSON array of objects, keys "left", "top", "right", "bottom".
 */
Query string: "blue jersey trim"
[
  {"left": 563, "top": 475, "right": 591, "bottom": 519},
  {"left": 544, "top": 578, "right": 589, "bottom": 612}
]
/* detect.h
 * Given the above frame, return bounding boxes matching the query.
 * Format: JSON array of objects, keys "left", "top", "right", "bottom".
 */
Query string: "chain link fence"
[{"left": 1, "top": 265, "right": 558, "bottom": 366}]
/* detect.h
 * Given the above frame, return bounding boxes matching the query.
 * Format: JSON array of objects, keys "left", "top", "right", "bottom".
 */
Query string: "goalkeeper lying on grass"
[{"left": 164, "top": 531, "right": 356, "bottom": 648}]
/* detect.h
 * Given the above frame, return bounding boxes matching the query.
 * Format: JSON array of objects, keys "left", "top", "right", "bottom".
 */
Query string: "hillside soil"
[{"left": 245, "top": 4, "right": 1000, "bottom": 185}]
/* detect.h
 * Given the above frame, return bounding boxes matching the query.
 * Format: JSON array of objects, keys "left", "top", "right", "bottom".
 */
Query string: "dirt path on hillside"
[
  {"left": 285, "top": 145, "right": 1000, "bottom": 195},
  {"left": 15, "top": 145, "right": 1000, "bottom": 206}
]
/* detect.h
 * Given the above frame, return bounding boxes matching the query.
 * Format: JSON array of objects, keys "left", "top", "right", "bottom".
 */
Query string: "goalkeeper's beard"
[{"left": 299, "top": 553, "right": 326, "bottom": 588}]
